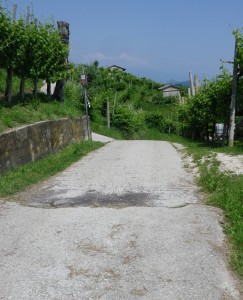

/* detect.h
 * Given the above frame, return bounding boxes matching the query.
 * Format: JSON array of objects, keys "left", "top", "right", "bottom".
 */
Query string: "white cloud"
[
  {"left": 84, "top": 52, "right": 110, "bottom": 61},
  {"left": 117, "top": 52, "right": 150, "bottom": 67},
  {"left": 80, "top": 51, "right": 150, "bottom": 67}
]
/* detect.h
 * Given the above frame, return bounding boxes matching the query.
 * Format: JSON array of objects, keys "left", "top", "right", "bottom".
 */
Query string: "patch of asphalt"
[
  {"left": 30, "top": 192, "right": 151, "bottom": 208},
  {"left": 27, "top": 190, "right": 199, "bottom": 209},
  {"left": 15, "top": 140, "right": 201, "bottom": 208}
]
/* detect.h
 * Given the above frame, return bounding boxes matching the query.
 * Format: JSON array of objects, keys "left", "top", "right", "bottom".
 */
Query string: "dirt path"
[{"left": 0, "top": 140, "right": 241, "bottom": 299}]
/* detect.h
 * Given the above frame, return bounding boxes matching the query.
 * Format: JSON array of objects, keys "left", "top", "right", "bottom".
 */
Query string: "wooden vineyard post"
[
  {"left": 189, "top": 72, "right": 195, "bottom": 96},
  {"left": 194, "top": 75, "right": 200, "bottom": 93}
]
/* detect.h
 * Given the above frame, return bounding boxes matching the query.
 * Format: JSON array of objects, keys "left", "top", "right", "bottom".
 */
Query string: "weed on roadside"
[
  {"left": 196, "top": 155, "right": 243, "bottom": 278},
  {"left": 0, "top": 141, "right": 103, "bottom": 197}
]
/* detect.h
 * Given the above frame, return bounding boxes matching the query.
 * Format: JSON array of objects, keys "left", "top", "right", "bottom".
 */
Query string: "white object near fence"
[{"left": 215, "top": 123, "right": 224, "bottom": 137}]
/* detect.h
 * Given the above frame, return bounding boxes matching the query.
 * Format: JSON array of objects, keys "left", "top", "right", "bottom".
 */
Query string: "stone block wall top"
[{"left": 0, "top": 117, "right": 89, "bottom": 175}]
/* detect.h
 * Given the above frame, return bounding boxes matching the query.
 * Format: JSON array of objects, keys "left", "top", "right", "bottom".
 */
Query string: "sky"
[{"left": 3, "top": 0, "right": 243, "bottom": 83}]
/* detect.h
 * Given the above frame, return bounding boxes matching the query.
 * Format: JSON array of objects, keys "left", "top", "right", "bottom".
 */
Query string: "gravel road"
[{"left": 0, "top": 140, "right": 241, "bottom": 300}]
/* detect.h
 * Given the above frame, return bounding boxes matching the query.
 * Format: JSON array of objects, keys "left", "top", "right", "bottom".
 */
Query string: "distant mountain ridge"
[{"left": 166, "top": 79, "right": 190, "bottom": 87}]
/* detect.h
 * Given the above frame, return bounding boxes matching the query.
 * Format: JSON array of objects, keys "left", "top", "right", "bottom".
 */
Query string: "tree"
[
  {"left": 42, "top": 24, "right": 69, "bottom": 98},
  {"left": 52, "top": 21, "right": 69, "bottom": 102},
  {"left": 13, "top": 19, "right": 29, "bottom": 100},
  {"left": 26, "top": 22, "right": 51, "bottom": 97},
  {"left": 0, "top": 8, "right": 25, "bottom": 103},
  {"left": 0, "top": 4, "right": 70, "bottom": 103},
  {"left": 177, "top": 69, "right": 231, "bottom": 140}
]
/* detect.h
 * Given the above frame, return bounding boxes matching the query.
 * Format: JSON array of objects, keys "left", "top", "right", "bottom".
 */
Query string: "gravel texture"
[
  {"left": 0, "top": 140, "right": 241, "bottom": 300},
  {"left": 216, "top": 153, "right": 243, "bottom": 175}
]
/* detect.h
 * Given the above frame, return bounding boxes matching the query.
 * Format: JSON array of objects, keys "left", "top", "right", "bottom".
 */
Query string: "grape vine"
[{"left": 0, "top": 4, "right": 69, "bottom": 103}]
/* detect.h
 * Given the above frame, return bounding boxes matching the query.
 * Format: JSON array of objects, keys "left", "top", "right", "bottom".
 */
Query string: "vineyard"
[
  {"left": 0, "top": 4, "right": 68, "bottom": 104},
  {"left": 177, "top": 29, "right": 243, "bottom": 146},
  {"left": 0, "top": 2, "right": 243, "bottom": 147}
]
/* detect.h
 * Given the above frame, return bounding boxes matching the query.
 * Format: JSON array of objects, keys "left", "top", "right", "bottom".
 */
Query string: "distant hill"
[
  {"left": 166, "top": 80, "right": 190, "bottom": 87},
  {"left": 177, "top": 80, "right": 190, "bottom": 87}
]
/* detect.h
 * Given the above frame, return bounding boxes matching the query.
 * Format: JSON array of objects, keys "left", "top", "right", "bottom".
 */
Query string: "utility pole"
[
  {"left": 80, "top": 67, "right": 92, "bottom": 140},
  {"left": 228, "top": 32, "right": 239, "bottom": 147}
]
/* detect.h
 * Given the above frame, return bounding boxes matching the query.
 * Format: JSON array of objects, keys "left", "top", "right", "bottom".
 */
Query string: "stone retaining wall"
[{"left": 0, "top": 117, "right": 88, "bottom": 174}]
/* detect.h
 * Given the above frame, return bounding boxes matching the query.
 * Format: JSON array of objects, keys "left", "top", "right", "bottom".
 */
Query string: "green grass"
[
  {"left": 173, "top": 139, "right": 243, "bottom": 279},
  {"left": 140, "top": 100, "right": 176, "bottom": 115},
  {"left": 91, "top": 122, "right": 125, "bottom": 140},
  {"left": 0, "top": 94, "right": 83, "bottom": 134},
  {"left": 90, "top": 109, "right": 126, "bottom": 140},
  {"left": 197, "top": 157, "right": 243, "bottom": 278},
  {"left": 0, "top": 68, "right": 34, "bottom": 95},
  {"left": 0, "top": 77, "right": 83, "bottom": 134},
  {"left": 153, "top": 134, "right": 243, "bottom": 278},
  {"left": 0, "top": 141, "right": 103, "bottom": 197}
]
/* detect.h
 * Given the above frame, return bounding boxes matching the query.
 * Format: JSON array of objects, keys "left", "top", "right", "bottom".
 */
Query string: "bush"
[
  {"left": 145, "top": 112, "right": 177, "bottom": 134},
  {"left": 117, "top": 87, "right": 133, "bottom": 103},
  {"left": 152, "top": 94, "right": 178, "bottom": 105},
  {"left": 146, "top": 112, "right": 164, "bottom": 129},
  {"left": 65, "top": 82, "right": 84, "bottom": 111},
  {"left": 111, "top": 105, "right": 144, "bottom": 135},
  {"left": 151, "top": 94, "right": 164, "bottom": 104}
]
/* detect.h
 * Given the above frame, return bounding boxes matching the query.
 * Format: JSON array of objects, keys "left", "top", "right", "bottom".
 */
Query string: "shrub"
[
  {"left": 145, "top": 112, "right": 177, "bottom": 134},
  {"left": 152, "top": 94, "right": 178, "bottom": 105},
  {"left": 111, "top": 105, "right": 144, "bottom": 135},
  {"left": 65, "top": 82, "right": 84, "bottom": 111}
]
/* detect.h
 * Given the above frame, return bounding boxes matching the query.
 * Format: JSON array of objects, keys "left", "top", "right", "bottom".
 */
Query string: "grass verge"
[
  {"left": 198, "top": 158, "right": 243, "bottom": 278},
  {"left": 180, "top": 141, "right": 243, "bottom": 279},
  {"left": 0, "top": 141, "right": 103, "bottom": 197},
  {"left": 91, "top": 121, "right": 125, "bottom": 140}
]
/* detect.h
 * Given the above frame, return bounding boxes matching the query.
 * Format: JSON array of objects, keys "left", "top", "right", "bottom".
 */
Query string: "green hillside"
[
  {"left": 0, "top": 63, "right": 181, "bottom": 139},
  {"left": 72, "top": 63, "right": 180, "bottom": 139}
]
